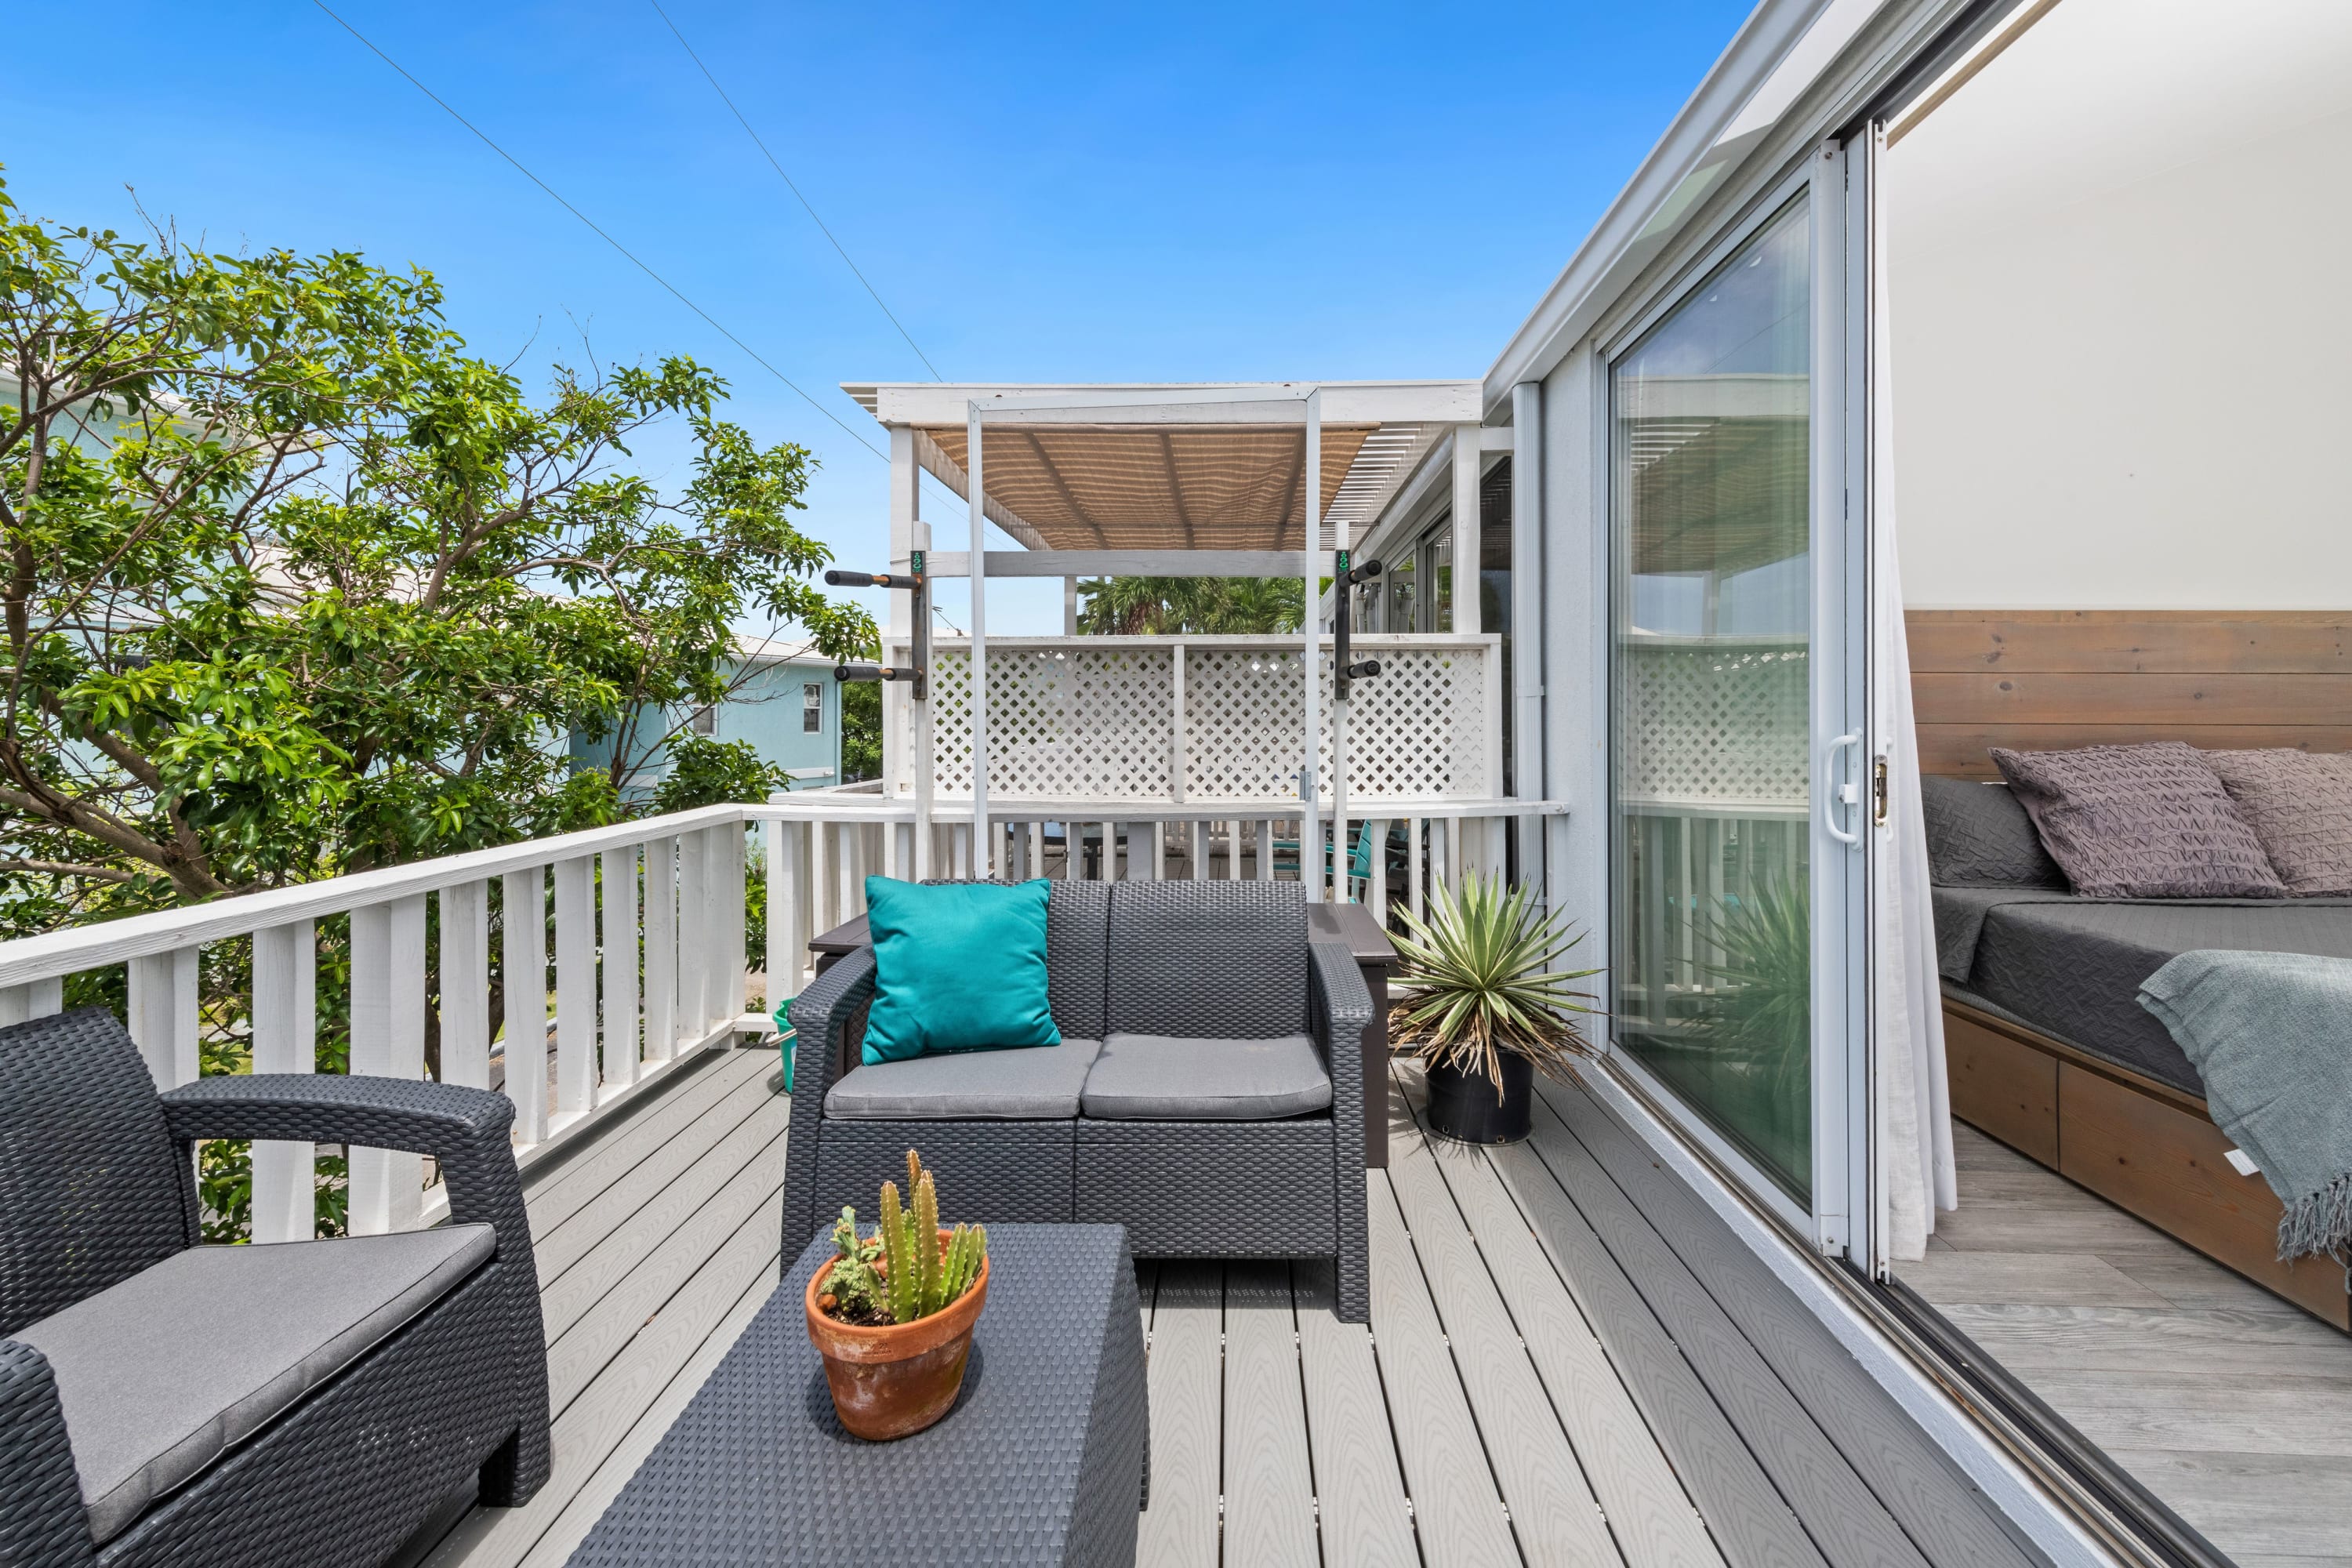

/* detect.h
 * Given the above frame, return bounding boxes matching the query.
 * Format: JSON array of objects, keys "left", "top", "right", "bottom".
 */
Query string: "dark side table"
[{"left": 568, "top": 1224, "right": 1147, "bottom": 1566}]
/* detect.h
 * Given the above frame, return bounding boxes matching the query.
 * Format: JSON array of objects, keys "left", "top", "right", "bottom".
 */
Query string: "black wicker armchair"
[
  {"left": 0, "top": 1007, "right": 550, "bottom": 1568},
  {"left": 782, "top": 880, "right": 1373, "bottom": 1323}
]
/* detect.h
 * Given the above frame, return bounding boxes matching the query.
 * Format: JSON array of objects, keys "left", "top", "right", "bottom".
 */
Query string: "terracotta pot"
[{"left": 804, "top": 1232, "right": 989, "bottom": 1440}]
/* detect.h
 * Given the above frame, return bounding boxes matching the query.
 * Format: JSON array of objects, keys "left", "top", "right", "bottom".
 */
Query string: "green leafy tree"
[
  {"left": 839, "top": 677, "right": 881, "bottom": 782},
  {"left": 1075, "top": 575, "right": 1303, "bottom": 635},
  {"left": 0, "top": 174, "right": 874, "bottom": 1230}
]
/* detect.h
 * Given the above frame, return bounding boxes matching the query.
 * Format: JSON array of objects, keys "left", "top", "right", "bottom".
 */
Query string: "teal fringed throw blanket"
[{"left": 2140, "top": 949, "right": 2352, "bottom": 1265}]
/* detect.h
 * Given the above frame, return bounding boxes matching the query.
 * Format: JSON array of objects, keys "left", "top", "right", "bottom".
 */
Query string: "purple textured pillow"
[
  {"left": 1990, "top": 742, "right": 2285, "bottom": 898},
  {"left": 2199, "top": 750, "right": 2352, "bottom": 897}
]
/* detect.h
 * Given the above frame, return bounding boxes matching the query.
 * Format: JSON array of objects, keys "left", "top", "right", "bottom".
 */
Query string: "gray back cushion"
[
  {"left": 1046, "top": 882, "right": 1112, "bottom": 1040},
  {"left": 2200, "top": 749, "right": 2352, "bottom": 897},
  {"left": 1991, "top": 742, "right": 2285, "bottom": 899},
  {"left": 1106, "top": 881, "right": 1308, "bottom": 1037},
  {"left": 1919, "top": 775, "right": 2067, "bottom": 887}
]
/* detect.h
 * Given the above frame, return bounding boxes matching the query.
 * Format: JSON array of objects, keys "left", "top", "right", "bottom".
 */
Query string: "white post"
[
  {"left": 1511, "top": 381, "right": 1545, "bottom": 896},
  {"left": 127, "top": 946, "right": 198, "bottom": 1091},
  {"left": 601, "top": 844, "right": 639, "bottom": 1093},
  {"left": 1409, "top": 816, "right": 1425, "bottom": 921},
  {"left": 643, "top": 838, "right": 678, "bottom": 1065},
  {"left": 1063, "top": 576, "right": 1079, "bottom": 634},
  {"left": 887, "top": 426, "right": 924, "bottom": 813},
  {"left": 502, "top": 867, "right": 548, "bottom": 1143},
  {"left": 1452, "top": 422, "right": 1483, "bottom": 635},
  {"left": 967, "top": 403, "right": 990, "bottom": 859},
  {"left": 725, "top": 822, "right": 749, "bottom": 1023},
  {"left": 1301, "top": 389, "right": 1323, "bottom": 900},
  {"left": 349, "top": 894, "right": 425, "bottom": 1234},
  {"left": 250, "top": 920, "right": 315, "bottom": 1244}
]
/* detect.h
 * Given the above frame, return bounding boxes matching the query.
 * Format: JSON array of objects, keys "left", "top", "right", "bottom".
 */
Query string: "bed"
[{"left": 1911, "top": 609, "right": 2352, "bottom": 1327}]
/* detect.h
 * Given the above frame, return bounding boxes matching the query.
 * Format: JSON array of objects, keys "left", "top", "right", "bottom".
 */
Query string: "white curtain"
[{"left": 1871, "top": 132, "right": 1958, "bottom": 1261}]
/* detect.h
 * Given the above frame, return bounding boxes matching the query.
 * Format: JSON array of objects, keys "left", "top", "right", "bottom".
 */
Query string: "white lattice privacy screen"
[
  {"left": 1617, "top": 636, "right": 1809, "bottom": 815},
  {"left": 889, "top": 636, "right": 1499, "bottom": 801}
]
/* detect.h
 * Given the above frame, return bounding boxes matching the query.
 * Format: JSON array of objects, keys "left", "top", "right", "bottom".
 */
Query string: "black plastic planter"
[{"left": 1423, "top": 1052, "right": 1534, "bottom": 1145}]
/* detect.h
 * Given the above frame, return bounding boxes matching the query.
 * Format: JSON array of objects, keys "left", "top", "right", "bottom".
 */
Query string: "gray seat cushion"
[
  {"left": 1083, "top": 1033, "right": 1332, "bottom": 1120},
  {"left": 826, "top": 1039, "right": 1103, "bottom": 1120},
  {"left": 16, "top": 1224, "right": 495, "bottom": 1544}
]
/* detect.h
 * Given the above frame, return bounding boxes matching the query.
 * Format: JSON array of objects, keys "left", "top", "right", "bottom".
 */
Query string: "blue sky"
[{"left": 5, "top": 0, "right": 1753, "bottom": 632}]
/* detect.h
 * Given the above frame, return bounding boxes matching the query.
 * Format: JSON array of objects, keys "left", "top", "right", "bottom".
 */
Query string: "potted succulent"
[
  {"left": 804, "top": 1150, "right": 990, "bottom": 1440},
  {"left": 1392, "top": 872, "right": 1601, "bottom": 1145}
]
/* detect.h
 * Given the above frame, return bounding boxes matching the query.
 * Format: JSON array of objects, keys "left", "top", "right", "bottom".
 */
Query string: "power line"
[
  {"left": 309, "top": 0, "right": 887, "bottom": 463},
  {"left": 647, "top": 0, "right": 944, "bottom": 383}
]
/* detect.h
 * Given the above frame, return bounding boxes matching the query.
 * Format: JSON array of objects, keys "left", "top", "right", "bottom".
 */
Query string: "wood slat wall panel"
[
  {"left": 1910, "top": 615, "right": 2352, "bottom": 780},
  {"left": 1906, "top": 612, "right": 2352, "bottom": 675},
  {"left": 1907, "top": 611, "right": 2352, "bottom": 776},
  {"left": 1918, "top": 726, "right": 2352, "bottom": 779},
  {"left": 1914, "top": 673, "right": 2350, "bottom": 727}
]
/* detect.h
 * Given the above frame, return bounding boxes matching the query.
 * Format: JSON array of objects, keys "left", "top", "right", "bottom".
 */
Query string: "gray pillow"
[
  {"left": 2199, "top": 750, "right": 2352, "bottom": 897},
  {"left": 1918, "top": 775, "right": 2067, "bottom": 888},
  {"left": 1991, "top": 742, "right": 2285, "bottom": 899}
]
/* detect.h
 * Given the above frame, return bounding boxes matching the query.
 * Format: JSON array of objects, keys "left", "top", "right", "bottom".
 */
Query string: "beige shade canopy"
[{"left": 916, "top": 423, "right": 1374, "bottom": 551}]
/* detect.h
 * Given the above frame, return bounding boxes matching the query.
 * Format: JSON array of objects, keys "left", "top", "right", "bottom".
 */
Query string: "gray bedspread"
[
  {"left": 1933, "top": 889, "right": 2352, "bottom": 1093},
  {"left": 2140, "top": 950, "right": 2352, "bottom": 1265}
]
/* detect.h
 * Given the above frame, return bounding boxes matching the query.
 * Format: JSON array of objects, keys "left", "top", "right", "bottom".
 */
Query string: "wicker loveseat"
[
  {"left": 782, "top": 880, "right": 1373, "bottom": 1323},
  {"left": 0, "top": 1008, "right": 550, "bottom": 1568}
]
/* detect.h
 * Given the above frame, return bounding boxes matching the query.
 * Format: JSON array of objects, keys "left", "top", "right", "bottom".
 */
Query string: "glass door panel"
[{"left": 1610, "top": 194, "right": 1815, "bottom": 1202}]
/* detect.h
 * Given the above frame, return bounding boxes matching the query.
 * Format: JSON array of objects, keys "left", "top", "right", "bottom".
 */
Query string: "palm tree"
[{"left": 1074, "top": 576, "right": 1303, "bottom": 635}]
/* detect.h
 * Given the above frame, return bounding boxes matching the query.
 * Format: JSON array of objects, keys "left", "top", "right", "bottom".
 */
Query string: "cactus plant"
[{"left": 816, "top": 1149, "right": 988, "bottom": 1327}]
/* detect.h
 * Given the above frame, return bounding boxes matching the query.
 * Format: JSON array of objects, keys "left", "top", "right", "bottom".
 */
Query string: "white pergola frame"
[
  {"left": 858, "top": 378, "right": 1488, "bottom": 896},
  {"left": 960, "top": 387, "right": 1334, "bottom": 895}
]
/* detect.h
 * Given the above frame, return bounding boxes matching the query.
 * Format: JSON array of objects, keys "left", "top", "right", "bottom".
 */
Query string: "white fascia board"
[
  {"left": 1484, "top": 0, "right": 1967, "bottom": 409},
  {"left": 852, "top": 381, "right": 1481, "bottom": 428}
]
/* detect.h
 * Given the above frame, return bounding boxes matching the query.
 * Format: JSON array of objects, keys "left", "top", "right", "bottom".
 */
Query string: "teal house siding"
[{"left": 570, "top": 652, "right": 841, "bottom": 802}]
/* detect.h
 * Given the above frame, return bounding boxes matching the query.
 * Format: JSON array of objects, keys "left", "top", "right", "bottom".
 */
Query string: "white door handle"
[{"left": 1824, "top": 731, "right": 1864, "bottom": 847}]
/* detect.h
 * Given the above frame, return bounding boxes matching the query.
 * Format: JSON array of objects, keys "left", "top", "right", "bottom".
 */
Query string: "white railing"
[
  {"left": 0, "top": 805, "right": 753, "bottom": 1242},
  {"left": 753, "top": 795, "right": 1567, "bottom": 999},
  {"left": 0, "top": 787, "right": 1567, "bottom": 1242}
]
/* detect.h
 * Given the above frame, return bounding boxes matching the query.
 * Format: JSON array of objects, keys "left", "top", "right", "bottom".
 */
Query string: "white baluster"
[
  {"left": 1191, "top": 820, "right": 1207, "bottom": 881},
  {"left": 1367, "top": 819, "right": 1389, "bottom": 927},
  {"left": 1409, "top": 816, "right": 1425, "bottom": 921},
  {"left": 440, "top": 884, "right": 491, "bottom": 1089},
  {"left": 724, "top": 824, "right": 748, "bottom": 1024},
  {"left": 128, "top": 946, "right": 199, "bottom": 1091},
  {"left": 250, "top": 920, "right": 316, "bottom": 1243},
  {"left": 553, "top": 856, "right": 597, "bottom": 1121},
  {"left": 350, "top": 894, "right": 426, "bottom": 1234},
  {"left": 1257, "top": 820, "right": 1274, "bottom": 881},
  {"left": 808, "top": 819, "right": 833, "bottom": 933},
  {"left": 766, "top": 820, "right": 796, "bottom": 1010},
  {"left": 678, "top": 828, "right": 710, "bottom": 1044},
  {"left": 601, "top": 844, "right": 639, "bottom": 1094},
  {"left": 0, "top": 977, "right": 63, "bottom": 1027},
  {"left": 643, "top": 837, "right": 679, "bottom": 1065},
  {"left": 502, "top": 867, "right": 549, "bottom": 1145},
  {"left": 1029, "top": 822, "right": 1044, "bottom": 879}
]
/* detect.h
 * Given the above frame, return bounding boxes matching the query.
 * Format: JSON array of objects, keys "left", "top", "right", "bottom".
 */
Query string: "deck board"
[{"left": 421, "top": 1047, "right": 2056, "bottom": 1568}]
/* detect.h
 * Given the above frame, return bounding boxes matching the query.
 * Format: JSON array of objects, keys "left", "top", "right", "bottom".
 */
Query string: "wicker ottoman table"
[{"left": 568, "top": 1223, "right": 1148, "bottom": 1566}]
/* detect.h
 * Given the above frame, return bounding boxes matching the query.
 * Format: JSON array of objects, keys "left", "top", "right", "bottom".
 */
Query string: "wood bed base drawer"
[
  {"left": 1946, "top": 1010, "right": 2058, "bottom": 1166},
  {"left": 2056, "top": 1062, "right": 2350, "bottom": 1329}
]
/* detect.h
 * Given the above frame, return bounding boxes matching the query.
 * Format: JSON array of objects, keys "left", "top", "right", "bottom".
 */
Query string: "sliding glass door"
[{"left": 1608, "top": 164, "right": 1864, "bottom": 1243}]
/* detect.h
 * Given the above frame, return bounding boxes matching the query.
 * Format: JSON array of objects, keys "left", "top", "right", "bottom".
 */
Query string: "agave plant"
[{"left": 1390, "top": 873, "right": 1602, "bottom": 1096}]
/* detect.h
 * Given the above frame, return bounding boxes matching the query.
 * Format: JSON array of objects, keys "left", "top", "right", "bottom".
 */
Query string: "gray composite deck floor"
[
  {"left": 1896, "top": 1123, "right": 2352, "bottom": 1567},
  {"left": 424, "top": 1041, "right": 2042, "bottom": 1568}
]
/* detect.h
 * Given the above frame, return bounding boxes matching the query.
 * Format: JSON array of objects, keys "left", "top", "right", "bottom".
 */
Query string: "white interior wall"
[{"left": 1887, "top": 0, "right": 2352, "bottom": 609}]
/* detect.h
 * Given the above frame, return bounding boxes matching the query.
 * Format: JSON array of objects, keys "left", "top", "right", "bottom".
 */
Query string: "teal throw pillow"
[{"left": 859, "top": 877, "right": 1060, "bottom": 1064}]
